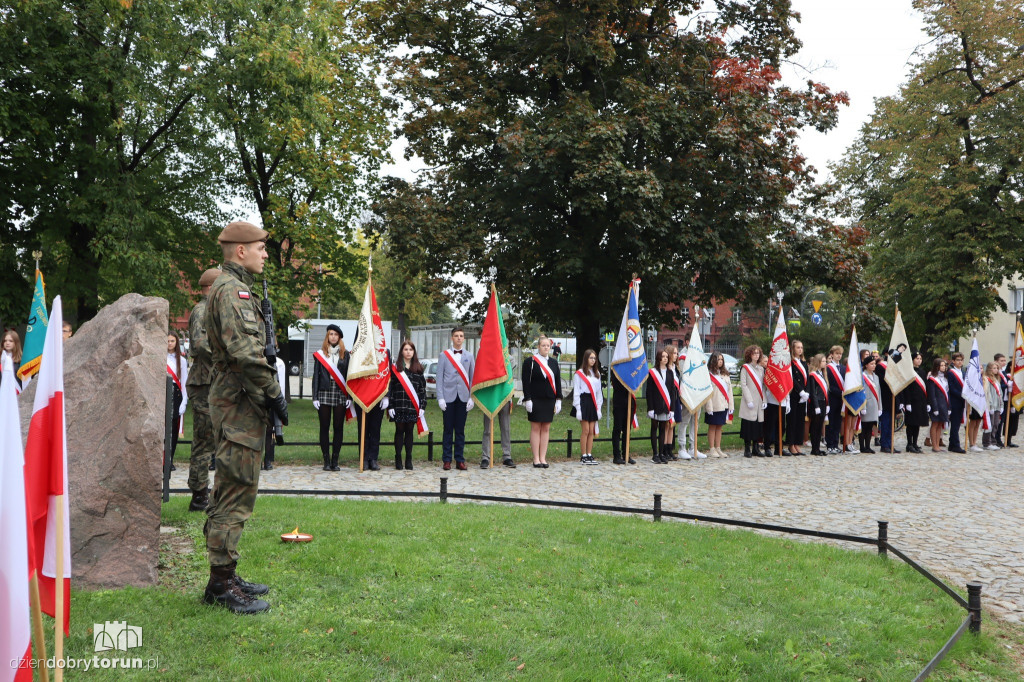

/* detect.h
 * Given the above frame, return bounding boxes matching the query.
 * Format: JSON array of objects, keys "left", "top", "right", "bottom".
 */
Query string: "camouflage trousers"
[
  {"left": 187, "top": 389, "right": 213, "bottom": 493},
  {"left": 205, "top": 436, "right": 262, "bottom": 567}
]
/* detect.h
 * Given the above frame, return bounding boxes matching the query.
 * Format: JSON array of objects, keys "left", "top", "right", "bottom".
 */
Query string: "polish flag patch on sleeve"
[{"left": 238, "top": 291, "right": 250, "bottom": 299}]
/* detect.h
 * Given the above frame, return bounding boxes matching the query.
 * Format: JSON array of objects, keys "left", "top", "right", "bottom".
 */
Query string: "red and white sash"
[
  {"left": 928, "top": 375, "right": 949, "bottom": 407},
  {"left": 313, "top": 350, "right": 357, "bottom": 421},
  {"left": 862, "top": 373, "right": 880, "bottom": 409},
  {"left": 574, "top": 370, "right": 601, "bottom": 434},
  {"left": 709, "top": 373, "right": 732, "bottom": 422},
  {"left": 827, "top": 364, "right": 844, "bottom": 391},
  {"left": 393, "top": 365, "right": 429, "bottom": 436},
  {"left": 647, "top": 368, "right": 674, "bottom": 422},
  {"left": 443, "top": 349, "right": 472, "bottom": 391},
  {"left": 811, "top": 372, "right": 829, "bottom": 405},
  {"left": 167, "top": 361, "right": 184, "bottom": 435},
  {"left": 742, "top": 364, "right": 764, "bottom": 402},
  {"left": 532, "top": 354, "right": 556, "bottom": 395},
  {"left": 793, "top": 359, "right": 807, "bottom": 384}
]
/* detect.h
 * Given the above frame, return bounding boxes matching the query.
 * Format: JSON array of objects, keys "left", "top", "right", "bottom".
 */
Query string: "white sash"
[
  {"left": 574, "top": 370, "right": 600, "bottom": 434},
  {"left": 314, "top": 350, "right": 357, "bottom": 421},
  {"left": 647, "top": 368, "right": 674, "bottom": 422},
  {"left": 393, "top": 365, "right": 429, "bottom": 436},
  {"left": 443, "top": 349, "right": 471, "bottom": 391},
  {"left": 743, "top": 364, "right": 764, "bottom": 401},
  {"left": 532, "top": 354, "right": 556, "bottom": 395}
]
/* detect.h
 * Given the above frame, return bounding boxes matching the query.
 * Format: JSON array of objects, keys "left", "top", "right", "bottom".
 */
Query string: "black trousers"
[
  {"left": 357, "top": 405, "right": 384, "bottom": 462},
  {"left": 263, "top": 426, "right": 275, "bottom": 466},
  {"left": 764, "top": 403, "right": 785, "bottom": 451},
  {"left": 809, "top": 412, "right": 826, "bottom": 453},
  {"left": 825, "top": 402, "right": 842, "bottom": 449},
  {"left": 318, "top": 403, "right": 346, "bottom": 461}
]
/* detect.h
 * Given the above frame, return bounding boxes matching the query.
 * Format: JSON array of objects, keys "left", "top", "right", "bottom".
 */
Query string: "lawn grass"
[
  {"left": 175, "top": 394, "right": 759, "bottom": 469},
  {"left": 55, "top": 497, "right": 1022, "bottom": 680}
]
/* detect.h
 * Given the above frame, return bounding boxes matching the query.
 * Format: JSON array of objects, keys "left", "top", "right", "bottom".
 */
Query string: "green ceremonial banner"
[
  {"left": 471, "top": 284, "right": 514, "bottom": 417},
  {"left": 18, "top": 269, "right": 48, "bottom": 382}
]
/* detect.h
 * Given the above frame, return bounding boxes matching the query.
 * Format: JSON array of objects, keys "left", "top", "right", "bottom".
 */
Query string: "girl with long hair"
[
  {"left": 167, "top": 331, "right": 188, "bottom": 469},
  {"left": 926, "top": 357, "right": 949, "bottom": 453},
  {"left": 522, "top": 335, "right": 562, "bottom": 467},
  {"left": 806, "top": 354, "right": 829, "bottom": 455},
  {"left": 645, "top": 348, "right": 678, "bottom": 463},
  {"left": 704, "top": 351, "right": 733, "bottom": 457},
  {"left": 387, "top": 340, "right": 427, "bottom": 470},
  {"left": 311, "top": 324, "right": 350, "bottom": 470},
  {"left": 1, "top": 329, "right": 23, "bottom": 389},
  {"left": 739, "top": 345, "right": 766, "bottom": 457},
  {"left": 573, "top": 348, "right": 603, "bottom": 465}
]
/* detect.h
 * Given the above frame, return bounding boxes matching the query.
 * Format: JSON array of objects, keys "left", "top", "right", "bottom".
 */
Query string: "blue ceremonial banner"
[
  {"left": 611, "top": 279, "right": 648, "bottom": 395},
  {"left": 17, "top": 269, "right": 48, "bottom": 382},
  {"left": 842, "top": 326, "right": 867, "bottom": 413}
]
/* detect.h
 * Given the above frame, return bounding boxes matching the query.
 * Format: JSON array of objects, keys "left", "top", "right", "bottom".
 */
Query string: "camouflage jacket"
[
  {"left": 205, "top": 261, "right": 281, "bottom": 449},
  {"left": 185, "top": 296, "right": 211, "bottom": 390}
]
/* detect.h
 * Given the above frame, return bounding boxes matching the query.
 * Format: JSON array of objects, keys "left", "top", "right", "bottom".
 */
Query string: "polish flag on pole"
[
  {"left": 0, "top": 355, "right": 32, "bottom": 681},
  {"left": 23, "top": 296, "right": 71, "bottom": 636}
]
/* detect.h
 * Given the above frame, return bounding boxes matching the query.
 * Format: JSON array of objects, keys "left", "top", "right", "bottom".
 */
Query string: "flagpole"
[
  {"left": 54, "top": 494, "right": 65, "bottom": 682},
  {"left": 489, "top": 416, "right": 494, "bottom": 468},
  {"left": 1006, "top": 312, "right": 1018, "bottom": 447},
  {"left": 359, "top": 408, "right": 366, "bottom": 473},
  {"left": 892, "top": 302, "right": 898, "bottom": 451},
  {"left": 28, "top": 575, "right": 50, "bottom": 682},
  {"left": 692, "top": 411, "right": 697, "bottom": 460}
]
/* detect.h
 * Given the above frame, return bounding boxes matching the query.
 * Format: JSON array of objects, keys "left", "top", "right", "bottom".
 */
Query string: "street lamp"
[{"left": 800, "top": 289, "right": 826, "bottom": 318}]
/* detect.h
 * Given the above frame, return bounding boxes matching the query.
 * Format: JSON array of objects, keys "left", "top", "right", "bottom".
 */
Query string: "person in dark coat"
[
  {"left": 611, "top": 376, "right": 638, "bottom": 465},
  {"left": 521, "top": 336, "right": 562, "bottom": 467},
  {"left": 876, "top": 352, "right": 902, "bottom": 453},
  {"left": 807, "top": 354, "right": 829, "bottom": 455},
  {"left": 898, "top": 352, "right": 929, "bottom": 453},
  {"left": 786, "top": 339, "right": 808, "bottom": 455},
  {"left": 311, "top": 324, "right": 351, "bottom": 471},
  {"left": 645, "top": 349, "right": 678, "bottom": 464},
  {"left": 926, "top": 358, "right": 949, "bottom": 453},
  {"left": 387, "top": 340, "right": 427, "bottom": 471},
  {"left": 824, "top": 345, "right": 845, "bottom": 454}
]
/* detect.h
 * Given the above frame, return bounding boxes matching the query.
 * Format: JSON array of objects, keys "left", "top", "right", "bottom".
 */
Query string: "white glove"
[
  {"left": 647, "top": 410, "right": 655, "bottom": 419},
  {"left": 799, "top": 391, "right": 809, "bottom": 403},
  {"left": 179, "top": 401, "right": 187, "bottom": 416},
  {"left": 313, "top": 400, "right": 320, "bottom": 410},
  {"left": 597, "top": 410, "right": 602, "bottom": 420},
  {"left": 439, "top": 399, "right": 447, "bottom": 411},
  {"left": 933, "top": 410, "right": 939, "bottom": 416},
  {"left": 388, "top": 409, "right": 396, "bottom": 419},
  {"left": 554, "top": 400, "right": 562, "bottom": 415},
  {"left": 418, "top": 408, "right": 424, "bottom": 418},
  {"left": 905, "top": 404, "right": 911, "bottom": 412},
  {"left": 466, "top": 399, "right": 474, "bottom": 412},
  {"left": 381, "top": 397, "right": 389, "bottom": 410},
  {"left": 860, "top": 409, "right": 866, "bottom": 416},
  {"left": 746, "top": 401, "right": 754, "bottom": 409},
  {"left": 524, "top": 400, "right": 533, "bottom": 413},
  {"left": 815, "top": 407, "right": 821, "bottom": 415},
  {"left": 761, "top": 402, "right": 767, "bottom": 410},
  {"left": 786, "top": 403, "right": 791, "bottom": 415}
]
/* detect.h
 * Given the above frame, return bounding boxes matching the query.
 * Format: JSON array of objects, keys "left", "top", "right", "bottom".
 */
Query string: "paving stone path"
[{"left": 171, "top": 437, "right": 1024, "bottom": 623}]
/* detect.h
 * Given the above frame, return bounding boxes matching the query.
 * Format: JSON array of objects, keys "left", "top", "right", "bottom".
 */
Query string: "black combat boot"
[
  {"left": 203, "top": 564, "right": 270, "bottom": 614},
  {"left": 330, "top": 452, "right": 341, "bottom": 472},
  {"left": 405, "top": 454, "right": 413, "bottom": 470},
  {"left": 322, "top": 451, "right": 331, "bottom": 471},
  {"left": 743, "top": 442, "right": 752, "bottom": 458},
  {"left": 395, "top": 454, "right": 403, "bottom": 470},
  {"left": 188, "top": 488, "right": 209, "bottom": 512}
]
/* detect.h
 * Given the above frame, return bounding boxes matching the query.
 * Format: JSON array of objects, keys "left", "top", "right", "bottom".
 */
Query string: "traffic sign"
[
  {"left": 811, "top": 313, "right": 823, "bottom": 325},
  {"left": 812, "top": 300, "right": 823, "bottom": 313},
  {"left": 604, "top": 332, "right": 615, "bottom": 343}
]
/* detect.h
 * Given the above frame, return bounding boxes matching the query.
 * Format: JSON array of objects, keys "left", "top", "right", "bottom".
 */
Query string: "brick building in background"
[{"left": 658, "top": 300, "right": 768, "bottom": 356}]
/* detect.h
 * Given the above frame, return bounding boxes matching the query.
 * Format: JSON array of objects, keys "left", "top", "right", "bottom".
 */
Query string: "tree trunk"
[
  {"left": 69, "top": 220, "right": 100, "bottom": 322},
  {"left": 574, "top": 315, "right": 603, "bottom": 370}
]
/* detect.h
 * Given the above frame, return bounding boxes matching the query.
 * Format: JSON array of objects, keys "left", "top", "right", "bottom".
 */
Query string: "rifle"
[{"left": 262, "top": 279, "right": 285, "bottom": 445}]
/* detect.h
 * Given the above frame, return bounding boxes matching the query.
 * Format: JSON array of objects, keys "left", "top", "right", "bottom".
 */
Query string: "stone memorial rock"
[{"left": 20, "top": 293, "right": 168, "bottom": 589}]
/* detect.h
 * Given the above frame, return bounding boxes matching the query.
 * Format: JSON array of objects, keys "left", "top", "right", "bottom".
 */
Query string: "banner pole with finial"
[{"left": 892, "top": 299, "right": 897, "bottom": 451}]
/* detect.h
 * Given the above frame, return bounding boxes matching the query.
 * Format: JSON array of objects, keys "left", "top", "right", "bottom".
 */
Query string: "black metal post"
[
  {"left": 428, "top": 431, "right": 434, "bottom": 461},
  {"left": 967, "top": 582, "right": 982, "bottom": 634},
  {"left": 877, "top": 520, "right": 888, "bottom": 556},
  {"left": 298, "top": 364, "right": 304, "bottom": 400},
  {"left": 653, "top": 494, "right": 662, "bottom": 522},
  {"left": 439, "top": 477, "right": 448, "bottom": 504},
  {"left": 566, "top": 429, "right": 573, "bottom": 459}
]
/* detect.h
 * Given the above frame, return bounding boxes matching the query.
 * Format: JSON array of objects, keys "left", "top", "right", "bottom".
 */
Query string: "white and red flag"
[
  {"left": 346, "top": 280, "right": 390, "bottom": 411},
  {"left": 23, "top": 296, "right": 71, "bottom": 635},
  {"left": 765, "top": 309, "right": 793, "bottom": 402},
  {"left": 0, "top": 354, "right": 32, "bottom": 681}
]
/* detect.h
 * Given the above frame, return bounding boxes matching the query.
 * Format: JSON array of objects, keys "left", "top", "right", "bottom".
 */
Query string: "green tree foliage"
[
  {"left": 837, "top": 0, "right": 1024, "bottom": 356},
  {"left": 206, "top": 0, "right": 392, "bottom": 332},
  {"left": 1, "top": 0, "right": 224, "bottom": 324},
  {"left": 368, "top": 0, "right": 864, "bottom": 352}
]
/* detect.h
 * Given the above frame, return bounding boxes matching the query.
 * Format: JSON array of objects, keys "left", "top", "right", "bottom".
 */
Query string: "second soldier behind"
[{"left": 186, "top": 267, "right": 222, "bottom": 512}]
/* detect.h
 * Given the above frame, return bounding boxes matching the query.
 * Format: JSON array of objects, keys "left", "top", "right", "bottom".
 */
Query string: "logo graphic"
[
  {"left": 94, "top": 621, "right": 143, "bottom": 652},
  {"left": 626, "top": 320, "right": 643, "bottom": 358}
]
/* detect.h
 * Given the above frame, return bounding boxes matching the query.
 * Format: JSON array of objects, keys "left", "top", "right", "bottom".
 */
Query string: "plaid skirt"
[{"left": 318, "top": 380, "right": 344, "bottom": 407}]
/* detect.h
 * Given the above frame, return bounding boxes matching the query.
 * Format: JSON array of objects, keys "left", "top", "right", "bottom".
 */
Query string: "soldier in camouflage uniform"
[
  {"left": 186, "top": 267, "right": 221, "bottom": 512},
  {"left": 202, "top": 221, "right": 289, "bottom": 615}
]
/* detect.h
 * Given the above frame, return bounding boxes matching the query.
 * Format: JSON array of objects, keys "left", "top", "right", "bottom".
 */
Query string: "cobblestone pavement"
[{"left": 172, "top": 437, "right": 1024, "bottom": 623}]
